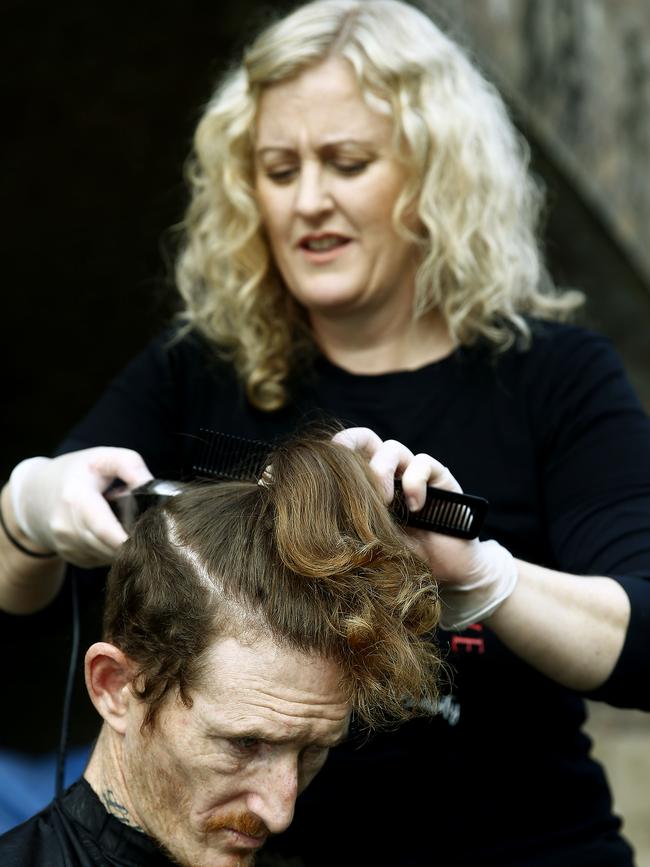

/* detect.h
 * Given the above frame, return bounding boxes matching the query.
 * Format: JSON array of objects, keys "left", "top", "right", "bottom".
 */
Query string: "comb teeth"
[
  {"left": 393, "top": 480, "right": 487, "bottom": 539},
  {"left": 192, "top": 429, "right": 271, "bottom": 481},
  {"left": 190, "top": 429, "right": 488, "bottom": 540}
]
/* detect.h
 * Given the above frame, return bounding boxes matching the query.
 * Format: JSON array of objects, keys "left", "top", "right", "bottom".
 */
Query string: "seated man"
[{"left": 0, "top": 436, "right": 441, "bottom": 866}]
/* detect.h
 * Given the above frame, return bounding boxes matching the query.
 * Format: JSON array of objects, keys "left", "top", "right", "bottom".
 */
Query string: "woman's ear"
[{"left": 85, "top": 642, "right": 136, "bottom": 735}]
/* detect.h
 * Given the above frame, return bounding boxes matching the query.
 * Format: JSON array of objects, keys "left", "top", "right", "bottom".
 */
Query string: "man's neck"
[{"left": 84, "top": 726, "right": 146, "bottom": 833}]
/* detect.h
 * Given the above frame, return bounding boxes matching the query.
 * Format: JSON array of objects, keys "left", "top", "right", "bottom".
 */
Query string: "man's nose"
[
  {"left": 246, "top": 756, "right": 299, "bottom": 834},
  {"left": 294, "top": 164, "right": 332, "bottom": 219}
]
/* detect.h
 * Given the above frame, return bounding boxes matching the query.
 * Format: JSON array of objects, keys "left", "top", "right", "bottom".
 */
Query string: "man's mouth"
[
  {"left": 203, "top": 811, "right": 269, "bottom": 849},
  {"left": 224, "top": 827, "right": 268, "bottom": 848}
]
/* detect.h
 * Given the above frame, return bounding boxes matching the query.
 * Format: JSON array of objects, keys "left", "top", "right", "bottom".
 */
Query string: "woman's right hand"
[{"left": 8, "top": 447, "right": 153, "bottom": 567}]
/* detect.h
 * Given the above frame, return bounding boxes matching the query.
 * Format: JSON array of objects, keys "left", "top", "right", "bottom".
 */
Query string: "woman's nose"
[{"left": 294, "top": 164, "right": 332, "bottom": 219}]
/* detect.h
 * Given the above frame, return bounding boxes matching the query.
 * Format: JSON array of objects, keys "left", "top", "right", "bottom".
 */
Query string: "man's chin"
[{"left": 157, "top": 834, "right": 260, "bottom": 867}]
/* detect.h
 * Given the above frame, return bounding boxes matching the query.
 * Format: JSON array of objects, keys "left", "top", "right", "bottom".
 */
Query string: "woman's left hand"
[
  {"left": 332, "top": 427, "right": 518, "bottom": 630},
  {"left": 333, "top": 427, "right": 632, "bottom": 691}
]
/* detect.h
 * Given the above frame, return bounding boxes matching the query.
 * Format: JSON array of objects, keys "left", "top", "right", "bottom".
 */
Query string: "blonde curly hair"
[{"left": 176, "top": 0, "right": 582, "bottom": 411}]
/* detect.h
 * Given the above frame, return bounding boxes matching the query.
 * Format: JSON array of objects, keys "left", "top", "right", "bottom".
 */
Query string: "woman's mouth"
[
  {"left": 300, "top": 234, "right": 349, "bottom": 251},
  {"left": 298, "top": 234, "right": 351, "bottom": 261}
]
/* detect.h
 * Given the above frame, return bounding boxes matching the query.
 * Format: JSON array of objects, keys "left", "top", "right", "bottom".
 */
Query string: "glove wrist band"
[{"left": 0, "top": 491, "right": 57, "bottom": 558}]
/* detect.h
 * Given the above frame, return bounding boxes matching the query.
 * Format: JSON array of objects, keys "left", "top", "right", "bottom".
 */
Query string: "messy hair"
[
  {"left": 175, "top": 0, "right": 582, "bottom": 412},
  {"left": 103, "top": 436, "right": 441, "bottom": 730}
]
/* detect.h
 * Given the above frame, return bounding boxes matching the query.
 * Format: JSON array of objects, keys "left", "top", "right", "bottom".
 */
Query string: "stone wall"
[
  {"left": 415, "top": 0, "right": 650, "bottom": 409},
  {"left": 427, "top": 0, "right": 650, "bottom": 286}
]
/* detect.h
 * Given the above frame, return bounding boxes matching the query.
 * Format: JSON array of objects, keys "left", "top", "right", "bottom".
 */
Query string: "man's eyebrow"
[{"left": 208, "top": 726, "right": 350, "bottom": 748}]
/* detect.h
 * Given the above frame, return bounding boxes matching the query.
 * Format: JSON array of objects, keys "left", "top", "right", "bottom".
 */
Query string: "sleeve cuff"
[{"left": 583, "top": 574, "right": 650, "bottom": 709}]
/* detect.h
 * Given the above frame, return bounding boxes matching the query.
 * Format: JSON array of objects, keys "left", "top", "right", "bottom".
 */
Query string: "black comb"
[
  {"left": 191, "top": 429, "right": 488, "bottom": 540},
  {"left": 392, "top": 480, "right": 487, "bottom": 539},
  {"left": 192, "top": 430, "right": 274, "bottom": 481}
]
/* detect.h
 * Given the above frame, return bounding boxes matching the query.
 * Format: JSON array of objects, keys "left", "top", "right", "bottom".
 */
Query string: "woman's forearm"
[{"left": 484, "top": 560, "right": 631, "bottom": 691}]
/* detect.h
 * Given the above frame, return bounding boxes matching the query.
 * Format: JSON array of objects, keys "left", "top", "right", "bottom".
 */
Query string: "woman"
[{"left": 2, "top": 1, "right": 649, "bottom": 864}]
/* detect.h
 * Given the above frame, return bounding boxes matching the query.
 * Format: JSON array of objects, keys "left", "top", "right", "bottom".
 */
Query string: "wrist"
[
  {"left": 1, "top": 481, "right": 57, "bottom": 557},
  {"left": 439, "top": 540, "right": 519, "bottom": 631},
  {"left": 8, "top": 457, "right": 56, "bottom": 551}
]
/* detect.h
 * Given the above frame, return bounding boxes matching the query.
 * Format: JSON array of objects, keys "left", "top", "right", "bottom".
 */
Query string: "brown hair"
[{"left": 103, "top": 435, "right": 441, "bottom": 729}]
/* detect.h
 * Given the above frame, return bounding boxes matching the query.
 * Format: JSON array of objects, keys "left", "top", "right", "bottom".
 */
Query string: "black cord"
[{"left": 56, "top": 572, "right": 79, "bottom": 797}]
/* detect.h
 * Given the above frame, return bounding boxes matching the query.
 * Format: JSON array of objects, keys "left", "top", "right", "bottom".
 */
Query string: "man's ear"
[{"left": 85, "top": 642, "right": 137, "bottom": 735}]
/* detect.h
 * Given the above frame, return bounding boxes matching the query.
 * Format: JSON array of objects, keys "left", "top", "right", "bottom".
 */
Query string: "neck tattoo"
[{"left": 101, "top": 788, "right": 145, "bottom": 833}]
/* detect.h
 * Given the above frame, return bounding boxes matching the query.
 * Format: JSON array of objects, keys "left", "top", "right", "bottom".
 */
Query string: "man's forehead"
[{"left": 194, "top": 634, "right": 350, "bottom": 737}]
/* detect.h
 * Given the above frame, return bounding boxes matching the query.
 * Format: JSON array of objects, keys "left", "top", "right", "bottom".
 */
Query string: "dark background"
[
  {"left": 2, "top": 0, "right": 296, "bottom": 478},
  {"left": 4, "top": 0, "right": 650, "bottom": 482}
]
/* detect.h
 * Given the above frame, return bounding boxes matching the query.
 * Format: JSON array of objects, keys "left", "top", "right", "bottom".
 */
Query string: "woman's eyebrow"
[
  {"left": 256, "top": 139, "right": 376, "bottom": 156},
  {"left": 255, "top": 147, "right": 296, "bottom": 157}
]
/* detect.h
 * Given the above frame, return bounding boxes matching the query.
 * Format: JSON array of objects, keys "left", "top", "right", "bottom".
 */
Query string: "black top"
[
  {"left": 3, "top": 320, "right": 649, "bottom": 865},
  {"left": 0, "top": 779, "right": 173, "bottom": 866}
]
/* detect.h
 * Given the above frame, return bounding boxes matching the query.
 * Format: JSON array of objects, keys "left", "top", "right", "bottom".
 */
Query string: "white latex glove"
[
  {"left": 430, "top": 538, "right": 518, "bottom": 631},
  {"left": 333, "top": 427, "right": 518, "bottom": 631},
  {"left": 9, "top": 447, "right": 153, "bottom": 567}
]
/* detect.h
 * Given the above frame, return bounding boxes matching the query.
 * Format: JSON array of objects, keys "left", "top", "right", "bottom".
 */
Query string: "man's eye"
[
  {"left": 300, "top": 745, "right": 329, "bottom": 766},
  {"left": 230, "top": 737, "right": 260, "bottom": 751}
]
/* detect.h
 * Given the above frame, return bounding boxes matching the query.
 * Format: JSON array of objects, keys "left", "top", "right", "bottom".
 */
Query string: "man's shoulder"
[
  {"left": 0, "top": 780, "right": 118, "bottom": 866},
  {"left": 0, "top": 779, "right": 174, "bottom": 866},
  {"left": 0, "top": 796, "right": 78, "bottom": 866}
]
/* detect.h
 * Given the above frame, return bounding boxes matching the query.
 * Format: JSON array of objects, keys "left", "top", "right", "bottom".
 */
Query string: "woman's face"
[{"left": 254, "top": 58, "right": 419, "bottom": 324}]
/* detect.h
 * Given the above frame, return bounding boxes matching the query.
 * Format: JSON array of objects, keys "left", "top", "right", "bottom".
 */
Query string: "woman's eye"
[
  {"left": 332, "top": 161, "right": 368, "bottom": 176},
  {"left": 265, "top": 168, "right": 296, "bottom": 183}
]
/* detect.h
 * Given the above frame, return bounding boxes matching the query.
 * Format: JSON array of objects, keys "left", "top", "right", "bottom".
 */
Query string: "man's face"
[{"left": 121, "top": 635, "right": 350, "bottom": 867}]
